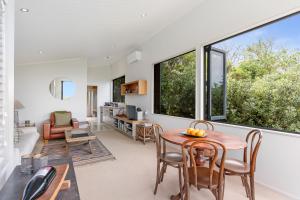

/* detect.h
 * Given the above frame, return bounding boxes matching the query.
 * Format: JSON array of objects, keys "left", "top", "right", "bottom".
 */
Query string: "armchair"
[{"left": 43, "top": 111, "right": 79, "bottom": 140}]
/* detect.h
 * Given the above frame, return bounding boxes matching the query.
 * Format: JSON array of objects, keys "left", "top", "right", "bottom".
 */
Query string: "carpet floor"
[{"left": 41, "top": 137, "right": 115, "bottom": 166}]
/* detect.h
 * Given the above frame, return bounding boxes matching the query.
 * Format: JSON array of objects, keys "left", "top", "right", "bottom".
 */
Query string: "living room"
[{"left": 1, "top": 0, "right": 300, "bottom": 200}]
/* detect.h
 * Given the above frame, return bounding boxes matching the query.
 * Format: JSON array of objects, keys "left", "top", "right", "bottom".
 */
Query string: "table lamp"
[{"left": 14, "top": 100, "right": 25, "bottom": 125}]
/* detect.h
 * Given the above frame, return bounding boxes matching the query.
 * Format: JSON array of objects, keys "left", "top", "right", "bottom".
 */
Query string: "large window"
[
  {"left": 112, "top": 76, "right": 125, "bottom": 102},
  {"left": 205, "top": 12, "right": 300, "bottom": 133},
  {"left": 154, "top": 51, "right": 196, "bottom": 118}
]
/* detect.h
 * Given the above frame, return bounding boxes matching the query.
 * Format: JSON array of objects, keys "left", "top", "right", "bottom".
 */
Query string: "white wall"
[
  {"left": 111, "top": 59, "right": 126, "bottom": 80},
  {"left": 87, "top": 66, "right": 111, "bottom": 82},
  {"left": 15, "top": 58, "right": 88, "bottom": 130},
  {"left": 87, "top": 66, "right": 111, "bottom": 107},
  {"left": 111, "top": 0, "right": 300, "bottom": 199}
]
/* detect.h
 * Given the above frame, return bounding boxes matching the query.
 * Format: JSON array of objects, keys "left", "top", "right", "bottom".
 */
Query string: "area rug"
[{"left": 41, "top": 138, "right": 115, "bottom": 166}]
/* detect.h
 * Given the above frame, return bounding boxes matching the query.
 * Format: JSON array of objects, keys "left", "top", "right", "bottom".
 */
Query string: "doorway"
[{"left": 87, "top": 86, "right": 97, "bottom": 117}]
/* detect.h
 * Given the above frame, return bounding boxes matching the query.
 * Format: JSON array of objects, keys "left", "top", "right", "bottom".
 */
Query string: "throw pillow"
[{"left": 54, "top": 112, "right": 71, "bottom": 126}]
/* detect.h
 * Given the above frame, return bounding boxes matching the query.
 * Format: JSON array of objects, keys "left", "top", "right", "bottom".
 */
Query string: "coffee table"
[{"left": 65, "top": 128, "right": 97, "bottom": 154}]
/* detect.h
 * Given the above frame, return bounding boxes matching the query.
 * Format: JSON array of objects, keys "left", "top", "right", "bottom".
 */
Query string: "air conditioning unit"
[{"left": 127, "top": 51, "right": 142, "bottom": 64}]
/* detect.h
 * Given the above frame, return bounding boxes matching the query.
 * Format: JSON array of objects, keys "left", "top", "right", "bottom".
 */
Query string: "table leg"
[
  {"left": 65, "top": 143, "right": 69, "bottom": 154},
  {"left": 143, "top": 127, "right": 146, "bottom": 144},
  {"left": 195, "top": 149, "right": 206, "bottom": 166},
  {"left": 88, "top": 140, "right": 94, "bottom": 154}
]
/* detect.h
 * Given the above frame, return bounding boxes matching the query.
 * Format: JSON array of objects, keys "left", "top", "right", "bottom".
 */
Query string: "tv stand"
[{"left": 112, "top": 116, "right": 145, "bottom": 139}]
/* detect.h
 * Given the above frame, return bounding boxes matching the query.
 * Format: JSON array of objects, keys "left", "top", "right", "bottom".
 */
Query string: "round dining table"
[
  {"left": 160, "top": 128, "right": 247, "bottom": 200},
  {"left": 161, "top": 128, "right": 247, "bottom": 150}
]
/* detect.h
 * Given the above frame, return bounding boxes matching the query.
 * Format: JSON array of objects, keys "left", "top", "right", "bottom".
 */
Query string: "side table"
[{"left": 136, "top": 123, "right": 154, "bottom": 144}]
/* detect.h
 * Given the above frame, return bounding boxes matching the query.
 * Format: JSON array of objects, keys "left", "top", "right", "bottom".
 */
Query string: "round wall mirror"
[{"left": 49, "top": 78, "right": 76, "bottom": 100}]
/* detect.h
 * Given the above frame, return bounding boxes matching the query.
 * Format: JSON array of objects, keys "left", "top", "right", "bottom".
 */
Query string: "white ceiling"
[{"left": 15, "top": 0, "right": 204, "bottom": 67}]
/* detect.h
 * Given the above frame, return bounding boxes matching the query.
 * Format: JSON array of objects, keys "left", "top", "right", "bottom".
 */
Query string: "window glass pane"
[
  {"left": 206, "top": 12, "right": 300, "bottom": 134},
  {"left": 154, "top": 51, "right": 196, "bottom": 118},
  {"left": 62, "top": 81, "right": 75, "bottom": 99},
  {"left": 210, "top": 50, "right": 225, "bottom": 117}
]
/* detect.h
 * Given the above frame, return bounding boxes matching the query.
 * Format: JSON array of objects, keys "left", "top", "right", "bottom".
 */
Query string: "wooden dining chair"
[
  {"left": 216, "top": 129, "right": 262, "bottom": 200},
  {"left": 189, "top": 120, "right": 214, "bottom": 131},
  {"left": 181, "top": 139, "right": 227, "bottom": 200},
  {"left": 153, "top": 124, "right": 184, "bottom": 199}
]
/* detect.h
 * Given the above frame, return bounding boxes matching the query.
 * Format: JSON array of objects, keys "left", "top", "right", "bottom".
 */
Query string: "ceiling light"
[
  {"left": 20, "top": 8, "right": 30, "bottom": 13},
  {"left": 140, "top": 13, "right": 147, "bottom": 18}
]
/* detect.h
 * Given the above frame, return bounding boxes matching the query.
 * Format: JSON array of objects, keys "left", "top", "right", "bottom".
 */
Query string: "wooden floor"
[{"left": 74, "top": 124, "right": 291, "bottom": 200}]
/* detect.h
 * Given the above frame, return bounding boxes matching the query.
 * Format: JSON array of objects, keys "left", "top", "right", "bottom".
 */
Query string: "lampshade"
[{"left": 14, "top": 100, "right": 25, "bottom": 110}]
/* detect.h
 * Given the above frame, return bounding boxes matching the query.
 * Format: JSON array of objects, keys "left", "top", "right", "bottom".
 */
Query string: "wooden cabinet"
[{"left": 121, "top": 80, "right": 147, "bottom": 96}]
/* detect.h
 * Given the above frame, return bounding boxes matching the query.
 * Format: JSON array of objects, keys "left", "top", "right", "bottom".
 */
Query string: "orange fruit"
[
  {"left": 196, "top": 130, "right": 205, "bottom": 137},
  {"left": 187, "top": 128, "right": 194, "bottom": 134},
  {"left": 191, "top": 130, "right": 198, "bottom": 135}
]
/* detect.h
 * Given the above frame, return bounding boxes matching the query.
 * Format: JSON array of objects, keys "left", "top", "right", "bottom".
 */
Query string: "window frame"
[
  {"left": 205, "top": 46, "right": 227, "bottom": 121},
  {"left": 203, "top": 10, "right": 300, "bottom": 135},
  {"left": 153, "top": 50, "right": 196, "bottom": 119},
  {"left": 112, "top": 75, "right": 125, "bottom": 103},
  {"left": 205, "top": 11, "right": 300, "bottom": 47}
]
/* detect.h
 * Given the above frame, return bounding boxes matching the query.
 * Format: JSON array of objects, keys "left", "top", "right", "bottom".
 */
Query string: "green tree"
[
  {"left": 160, "top": 51, "right": 196, "bottom": 118},
  {"left": 226, "top": 40, "right": 300, "bottom": 133}
]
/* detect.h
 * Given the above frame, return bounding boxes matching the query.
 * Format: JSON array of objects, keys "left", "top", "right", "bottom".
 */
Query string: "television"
[{"left": 126, "top": 105, "right": 137, "bottom": 120}]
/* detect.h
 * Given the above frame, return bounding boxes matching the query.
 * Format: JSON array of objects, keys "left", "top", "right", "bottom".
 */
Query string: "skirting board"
[{"left": 255, "top": 180, "right": 300, "bottom": 200}]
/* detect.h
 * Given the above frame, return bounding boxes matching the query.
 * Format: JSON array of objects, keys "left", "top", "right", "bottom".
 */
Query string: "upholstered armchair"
[{"left": 43, "top": 111, "right": 79, "bottom": 140}]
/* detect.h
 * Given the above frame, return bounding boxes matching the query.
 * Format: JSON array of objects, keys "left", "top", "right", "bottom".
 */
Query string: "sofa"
[{"left": 43, "top": 111, "right": 79, "bottom": 140}]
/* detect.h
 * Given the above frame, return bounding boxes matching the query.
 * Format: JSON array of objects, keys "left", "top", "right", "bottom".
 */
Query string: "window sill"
[
  {"left": 211, "top": 121, "right": 300, "bottom": 138},
  {"left": 150, "top": 113, "right": 300, "bottom": 138},
  {"left": 150, "top": 113, "right": 195, "bottom": 121}
]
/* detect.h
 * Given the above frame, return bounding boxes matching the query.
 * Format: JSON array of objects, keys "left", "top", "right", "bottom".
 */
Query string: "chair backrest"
[
  {"left": 243, "top": 129, "right": 263, "bottom": 174},
  {"left": 189, "top": 120, "right": 214, "bottom": 131},
  {"left": 181, "top": 139, "right": 227, "bottom": 189},
  {"left": 152, "top": 124, "right": 165, "bottom": 158},
  {"left": 50, "top": 111, "right": 72, "bottom": 127}
]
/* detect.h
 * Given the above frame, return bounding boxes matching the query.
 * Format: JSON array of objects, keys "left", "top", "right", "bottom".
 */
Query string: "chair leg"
[
  {"left": 250, "top": 175, "right": 255, "bottom": 200},
  {"left": 219, "top": 183, "right": 225, "bottom": 200},
  {"left": 154, "top": 160, "right": 161, "bottom": 195},
  {"left": 241, "top": 175, "right": 245, "bottom": 186},
  {"left": 183, "top": 164, "right": 189, "bottom": 200},
  {"left": 178, "top": 166, "right": 183, "bottom": 200},
  {"left": 219, "top": 177, "right": 225, "bottom": 200},
  {"left": 160, "top": 163, "right": 167, "bottom": 182},
  {"left": 241, "top": 175, "right": 251, "bottom": 198},
  {"left": 212, "top": 189, "right": 218, "bottom": 200}
]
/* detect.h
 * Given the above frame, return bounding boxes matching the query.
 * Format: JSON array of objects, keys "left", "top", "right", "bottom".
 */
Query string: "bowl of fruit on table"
[{"left": 180, "top": 128, "right": 207, "bottom": 138}]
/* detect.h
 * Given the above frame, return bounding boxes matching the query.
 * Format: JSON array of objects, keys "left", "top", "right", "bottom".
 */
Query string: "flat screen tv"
[{"left": 126, "top": 105, "right": 137, "bottom": 120}]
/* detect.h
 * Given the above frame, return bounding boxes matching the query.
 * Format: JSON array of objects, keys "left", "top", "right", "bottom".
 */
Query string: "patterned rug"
[{"left": 41, "top": 138, "right": 115, "bottom": 166}]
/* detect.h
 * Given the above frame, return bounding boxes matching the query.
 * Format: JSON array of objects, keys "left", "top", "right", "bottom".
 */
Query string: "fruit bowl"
[{"left": 180, "top": 128, "right": 207, "bottom": 138}]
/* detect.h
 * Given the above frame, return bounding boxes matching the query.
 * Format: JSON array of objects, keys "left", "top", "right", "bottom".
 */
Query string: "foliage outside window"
[
  {"left": 205, "top": 12, "right": 300, "bottom": 133},
  {"left": 113, "top": 76, "right": 125, "bottom": 102},
  {"left": 154, "top": 51, "right": 196, "bottom": 118}
]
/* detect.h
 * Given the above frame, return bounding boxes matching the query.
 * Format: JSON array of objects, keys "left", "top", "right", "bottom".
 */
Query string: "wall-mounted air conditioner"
[{"left": 127, "top": 51, "right": 142, "bottom": 64}]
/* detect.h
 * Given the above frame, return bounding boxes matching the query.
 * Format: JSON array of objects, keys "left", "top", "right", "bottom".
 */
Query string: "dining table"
[{"left": 160, "top": 128, "right": 247, "bottom": 200}]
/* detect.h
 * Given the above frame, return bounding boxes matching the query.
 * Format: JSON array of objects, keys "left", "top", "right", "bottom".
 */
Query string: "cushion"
[
  {"left": 51, "top": 126, "right": 73, "bottom": 134},
  {"left": 54, "top": 111, "right": 71, "bottom": 126}
]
